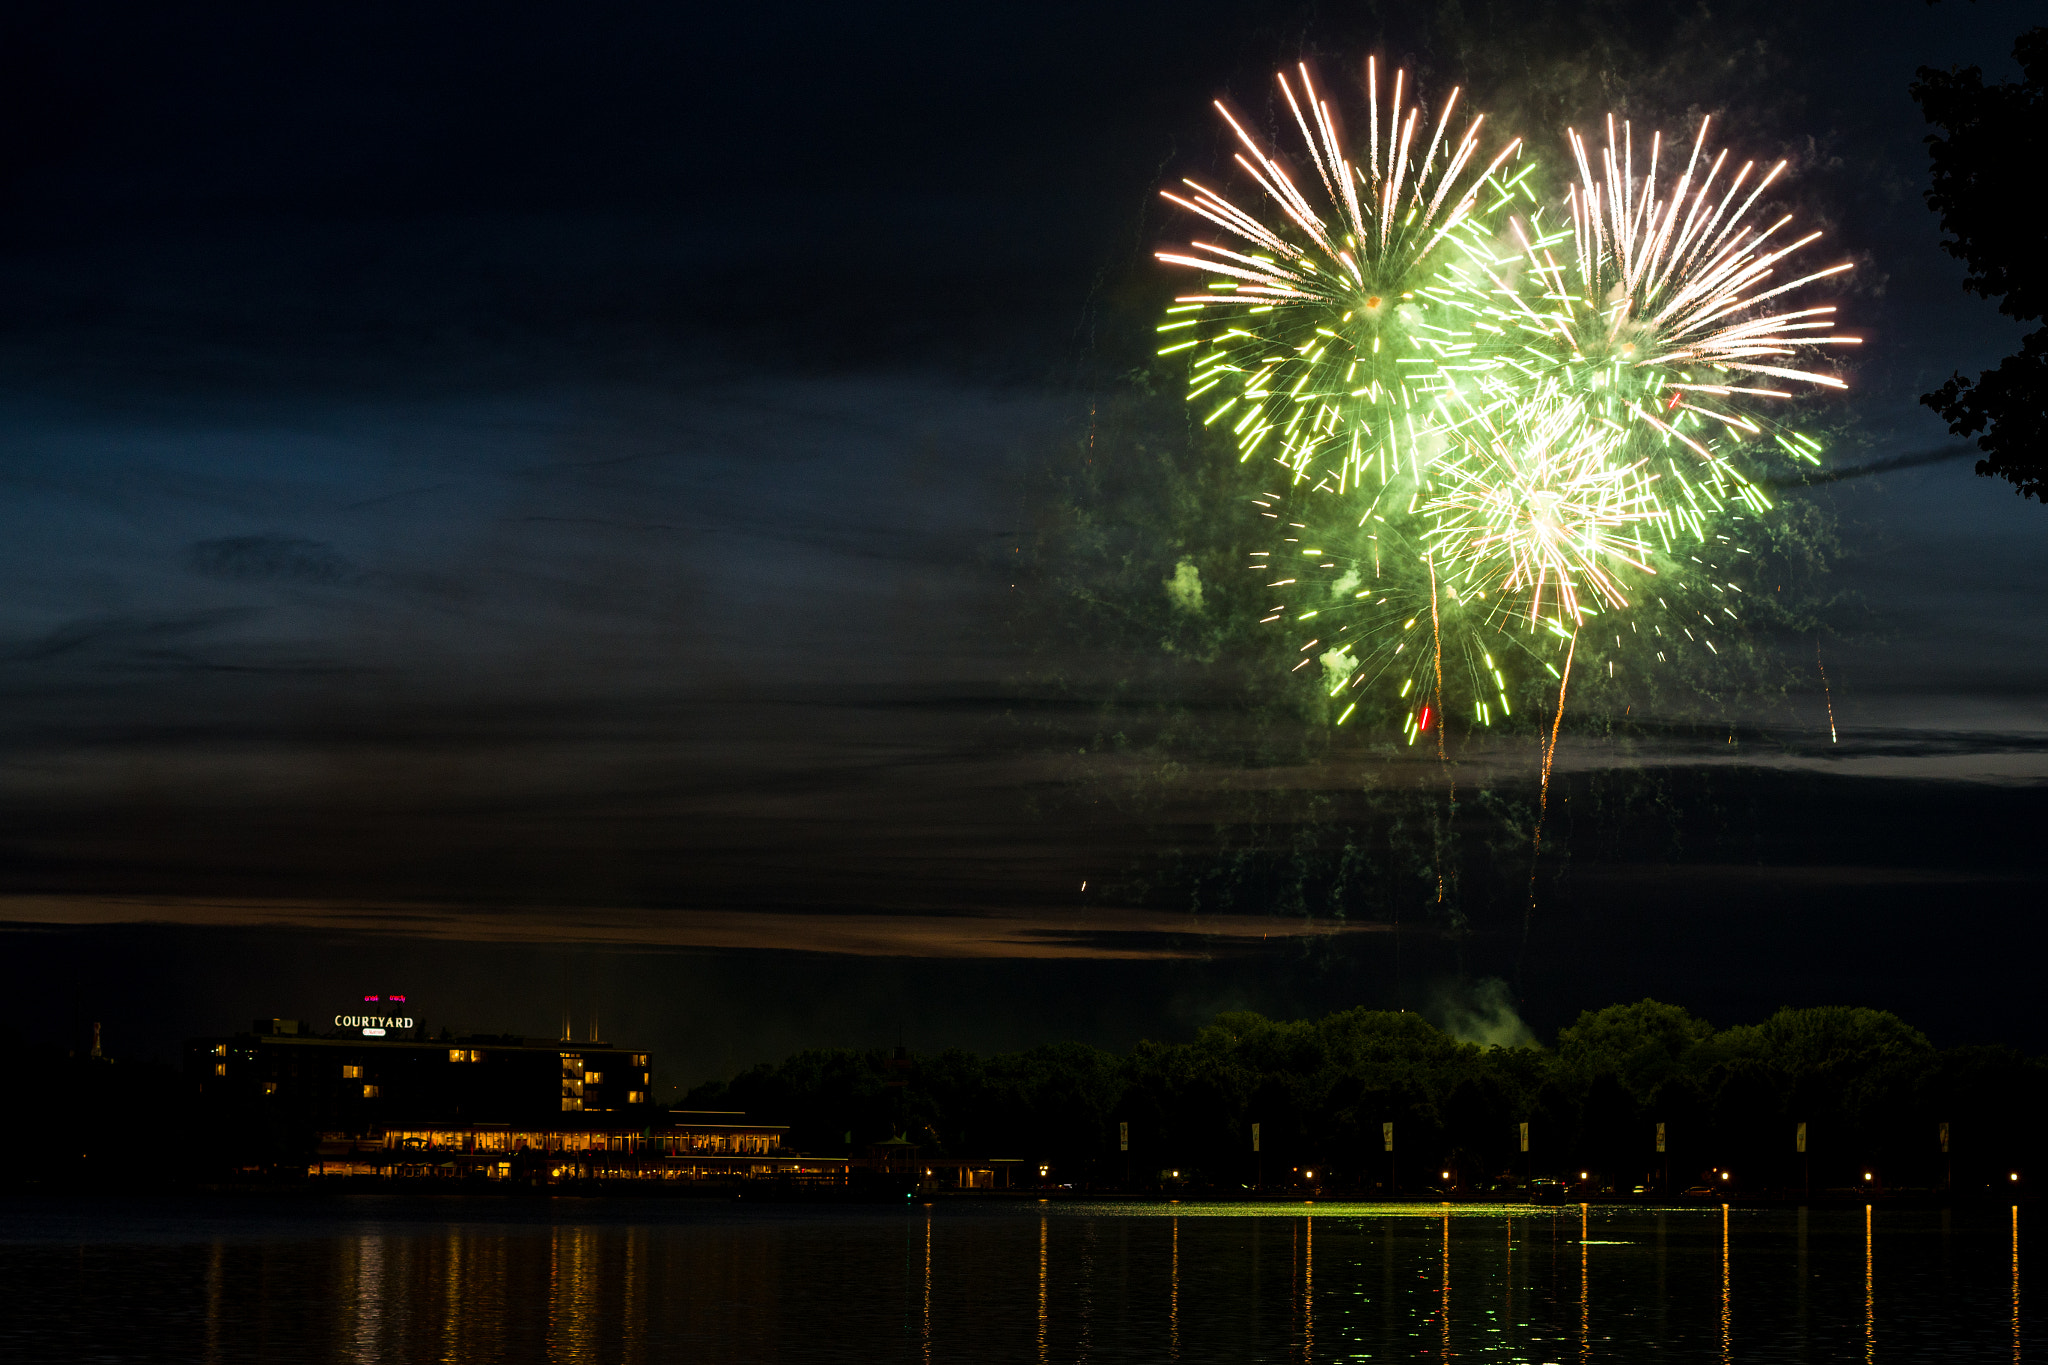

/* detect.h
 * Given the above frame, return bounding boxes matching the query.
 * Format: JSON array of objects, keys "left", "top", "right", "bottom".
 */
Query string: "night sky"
[{"left": 1, "top": 0, "right": 2042, "bottom": 1096}]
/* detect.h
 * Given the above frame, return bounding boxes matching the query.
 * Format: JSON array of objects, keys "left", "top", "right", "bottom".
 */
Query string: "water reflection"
[
  {"left": 1503, "top": 1213, "right": 1513, "bottom": 1347},
  {"left": 1303, "top": 1215, "right": 1314, "bottom": 1363},
  {"left": 1724, "top": 1204, "right": 1733, "bottom": 1365},
  {"left": 1035, "top": 1215, "right": 1047, "bottom": 1365},
  {"left": 205, "top": 1239, "right": 223, "bottom": 1364},
  {"left": 1076, "top": 1218, "right": 1095, "bottom": 1359},
  {"left": 1582, "top": 1205, "right": 1592, "bottom": 1365},
  {"left": 1168, "top": 1216, "right": 1178, "bottom": 1360},
  {"left": 1797, "top": 1205, "right": 1808, "bottom": 1355},
  {"left": 3, "top": 1200, "right": 2040, "bottom": 1362},
  {"left": 549, "top": 1226, "right": 598, "bottom": 1364},
  {"left": 441, "top": 1233, "right": 461, "bottom": 1364},
  {"left": 346, "top": 1233, "right": 387, "bottom": 1365},
  {"left": 1445, "top": 1212, "right": 1455, "bottom": 1363},
  {"left": 621, "top": 1229, "right": 643, "bottom": 1365}
]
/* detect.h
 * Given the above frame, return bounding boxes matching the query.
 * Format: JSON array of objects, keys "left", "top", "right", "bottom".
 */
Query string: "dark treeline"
[{"left": 686, "top": 1001, "right": 2045, "bottom": 1196}]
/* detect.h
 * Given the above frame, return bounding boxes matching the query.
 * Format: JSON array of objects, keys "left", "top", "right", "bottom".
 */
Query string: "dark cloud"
[
  {"left": 14, "top": 608, "right": 258, "bottom": 664},
  {"left": 187, "top": 535, "right": 356, "bottom": 585}
]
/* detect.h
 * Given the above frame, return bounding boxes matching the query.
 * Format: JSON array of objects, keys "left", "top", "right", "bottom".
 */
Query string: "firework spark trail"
[
  {"left": 1155, "top": 60, "right": 1525, "bottom": 494},
  {"left": 1422, "top": 388, "right": 1662, "bottom": 626},
  {"left": 1463, "top": 116, "right": 1859, "bottom": 523},
  {"left": 1428, "top": 553, "right": 1446, "bottom": 763},
  {"left": 1541, "top": 633, "right": 1575, "bottom": 804},
  {"left": 1558, "top": 117, "right": 1860, "bottom": 392},
  {"left": 1428, "top": 551, "right": 1452, "bottom": 918},
  {"left": 1525, "top": 632, "right": 1575, "bottom": 940},
  {"left": 1818, "top": 642, "right": 1839, "bottom": 744}
]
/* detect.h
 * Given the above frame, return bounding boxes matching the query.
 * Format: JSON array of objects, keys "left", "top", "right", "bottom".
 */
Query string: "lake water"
[{"left": 0, "top": 1196, "right": 2034, "bottom": 1362}]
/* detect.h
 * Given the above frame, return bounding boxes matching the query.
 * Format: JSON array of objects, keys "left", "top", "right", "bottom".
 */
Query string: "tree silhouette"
[{"left": 1912, "top": 26, "right": 2048, "bottom": 499}]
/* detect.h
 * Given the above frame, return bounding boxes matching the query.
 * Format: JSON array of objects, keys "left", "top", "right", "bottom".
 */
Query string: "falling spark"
[
  {"left": 1527, "top": 632, "right": 1576, "bottom": 938},
  {"left": 1817, "top": 644, "right": 1838, "bottom": 744}
]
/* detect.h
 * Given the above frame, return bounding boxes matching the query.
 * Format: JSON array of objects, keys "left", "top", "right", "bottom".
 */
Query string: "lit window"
[
  {"left": 562, "top": 1097, "right": 583, "bottom": 1111},
  {"left": 628, "top": 1091, "right": 645, "bottom": 1105},
  {"left": 214, "top": 1062, "right": 227, "bottom": 1077},
  {"left": 363, "top": 1084, "right": 379, "bottom": 1099},
  {"left": 631, "top": 1054, "right": 647, "bottom": 1067},
  {"left": 264, "top": 1082, "right": 278, "bottom": 1095},
  {"left": 342, "top": 1065, "right": 364, "bottom": 1079},
  {"left": 212, "top": 1044, "right": 227, "bottom": 1057},
  {"left": 584, "top": 1072, "right": 602, "bottom": 1085}
]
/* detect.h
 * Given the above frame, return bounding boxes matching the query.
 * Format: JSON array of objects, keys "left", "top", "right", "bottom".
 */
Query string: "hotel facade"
[
  {"left": 187, "top": 1016, "right": 998, "bottom": 1187},
  {"left": 188, "top": 1016, "right": 659, "bottom": 1126}
]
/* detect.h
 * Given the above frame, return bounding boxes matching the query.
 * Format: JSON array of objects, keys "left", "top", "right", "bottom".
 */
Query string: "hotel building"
[
  {"left": 187, "top": 1015, "right": 997, "bottom": 1186},
  {"left": 188, "top": 1017, "right": 657, "bottom": 1126}
]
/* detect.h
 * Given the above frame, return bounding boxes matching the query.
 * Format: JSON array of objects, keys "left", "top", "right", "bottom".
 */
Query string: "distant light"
[
  {"left": 1580, "top": 1172, "right": 1588, "bottom": 1180},
  {"left": 1305, "top": 1171, "right": 1314, "bottom": 1179},
  {"left": 2014, "top": 1173, "right": 2022, "bottom": 1182},
  {"left": 1442, "top": 1171, "right": 1450, "bottom": 1180},
  {"left": 1864, "top": 1172, "right": 1873, "bottom": 1181},
  {"left": 1721, "top": 1172, "right": 1730, "bottom": 1181},
  {"left": 1171, "top": 1171, "right": 1179, "bottom": 1178}
]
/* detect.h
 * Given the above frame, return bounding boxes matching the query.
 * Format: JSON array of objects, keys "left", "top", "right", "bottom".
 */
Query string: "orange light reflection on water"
[
  {"left": 1037, "top": 1216, "right": 1048, "bottom": 1365},
  {"left": 1722, "top": 1204, "right": 1732, "bottom": 1365}
]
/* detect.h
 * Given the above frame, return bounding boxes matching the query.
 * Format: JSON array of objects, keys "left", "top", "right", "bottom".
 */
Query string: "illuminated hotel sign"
[
  {"left": 336, "top": 1015, "right": 414, "bottom": 1035},
  {"left": 339, "top": 995, "right": 414, "bottom": 1036}
]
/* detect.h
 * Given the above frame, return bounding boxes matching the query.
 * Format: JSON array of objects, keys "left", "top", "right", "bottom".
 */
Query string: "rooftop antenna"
[
  {"left": 589, "top": 1007, "right": 599, "bottom": 1044},
  {"left": 561, "top": 959, "right": 572, "bottom": 1043}
]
